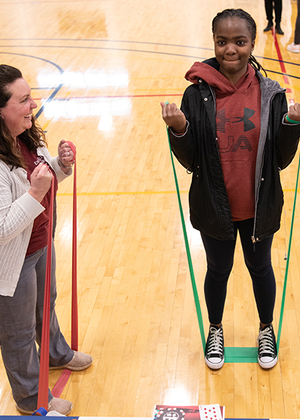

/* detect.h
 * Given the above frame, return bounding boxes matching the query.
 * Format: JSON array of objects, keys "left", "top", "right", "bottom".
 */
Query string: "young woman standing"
[{"left": 161, "top": 9, "right": 300, "bottom": 370}]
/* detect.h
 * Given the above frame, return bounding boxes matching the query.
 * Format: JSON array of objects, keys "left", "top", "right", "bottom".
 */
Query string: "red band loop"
[{"left": 66, "top": 141, "right": 76, "bottom": 162}]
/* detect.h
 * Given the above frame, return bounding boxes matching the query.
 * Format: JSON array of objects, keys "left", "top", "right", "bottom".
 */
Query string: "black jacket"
[{"left": 169, "top": 59, "right": 300, "bottom": 242}]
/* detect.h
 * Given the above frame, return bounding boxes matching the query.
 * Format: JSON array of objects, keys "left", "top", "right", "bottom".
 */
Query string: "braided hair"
[{"left": 212, "top": 8, "right": 267, "bottom": 76}]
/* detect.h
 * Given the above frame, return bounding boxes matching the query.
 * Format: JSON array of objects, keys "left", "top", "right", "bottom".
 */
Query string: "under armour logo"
[
  {"left": 217, "top": 107, "right": 256, "bottom": 133},
  {"left": 218, "top": 135, "right": 252, "bottom": 153},
  {"left": 216, "top": 109, "right": 230, "bottom": 133}
]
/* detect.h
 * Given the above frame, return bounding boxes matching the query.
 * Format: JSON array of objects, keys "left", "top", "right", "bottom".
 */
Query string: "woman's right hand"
[
  {"left": 28, "top": 163, "right": 53, "bottom": 203},
  {"left": 160, "top": 102, "right": 187, "bottom": 134}
]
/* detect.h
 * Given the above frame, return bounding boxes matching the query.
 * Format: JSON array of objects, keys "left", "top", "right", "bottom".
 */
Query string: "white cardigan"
[{"left": 0, "top": 146, "right": 71, "bottom": 296}]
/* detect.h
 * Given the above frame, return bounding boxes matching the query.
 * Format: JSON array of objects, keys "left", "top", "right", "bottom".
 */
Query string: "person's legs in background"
[
  {"left": 264, "top": 0, "right": 284, "bottom": 33},
  {"left": 264, "top": 0, "right": 274, "bottom": 31},
  {"left": 295, "top": 0, "right": 300, "bottom": 44},
  {"left": 288, "top": 0, "right": 300, "bottom": 52},
  {"left": 274, "top": 0, "right": 284, "bottom": 34}
]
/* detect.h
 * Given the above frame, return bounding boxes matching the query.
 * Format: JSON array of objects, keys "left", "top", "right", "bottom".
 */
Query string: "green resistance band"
[
  {"left": 165, "top": 125, "right": 206, "bottom": 353},
  {"left": 277, "top": 153, "right": 300, "bottom": 350},
  {"left": 166, "top": 121, "right": 300, "bottom": 363}
]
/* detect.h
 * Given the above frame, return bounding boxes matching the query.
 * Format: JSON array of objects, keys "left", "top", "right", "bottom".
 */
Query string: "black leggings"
[
  {"left": 201, "top": 218, "right": 276, "bottom": 325},
  {"left": 264, "top": 0, "right": 283, "bottom": 24},
  {"left": 294, "top": 0, "right": 300, "bottom": 45}
]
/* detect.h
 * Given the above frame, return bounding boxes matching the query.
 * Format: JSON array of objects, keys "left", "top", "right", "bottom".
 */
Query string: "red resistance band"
[
  {"left": 66, "top": 140, "right": 77, "bottom": 162},
  {"left": 38, "top": 143, "right": 78, "bottom": 407}
]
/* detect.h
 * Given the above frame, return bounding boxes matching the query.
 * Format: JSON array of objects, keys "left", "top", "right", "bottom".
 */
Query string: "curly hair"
[
  {"left": 212, "top": 9, "right": 267, "bottom": 76},
  {"left": 0, "top": 64, "right": 47, "bottom": 169}
]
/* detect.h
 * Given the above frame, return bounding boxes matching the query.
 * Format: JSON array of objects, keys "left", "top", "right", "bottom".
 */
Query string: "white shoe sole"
[
  {"left": 258, "top": 356, "right": 278, "bottom": 369},
  {"left": 205, "top": 357, "right": 224, "bottom": 370}
]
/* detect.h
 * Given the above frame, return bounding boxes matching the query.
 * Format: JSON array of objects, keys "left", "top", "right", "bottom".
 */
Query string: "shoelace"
[
  {"left": 206, "top": 327, "right": 224, "bottom": 356},
  {"left": 258, "top": 326, "right": 276, "bottom": 355}
]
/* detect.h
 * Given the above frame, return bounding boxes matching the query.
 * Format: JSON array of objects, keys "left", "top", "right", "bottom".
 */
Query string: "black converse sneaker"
[
  {"left": 205, "top": 325, "right": 224, "bottom": 369},
  {"left": 257, "top": 324, "right": 278, "bottom": 369}
]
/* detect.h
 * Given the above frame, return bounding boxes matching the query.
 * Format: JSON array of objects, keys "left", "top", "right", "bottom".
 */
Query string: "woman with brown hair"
[{"left": 0, "top": 64, "right": 92, "bottom": 415}]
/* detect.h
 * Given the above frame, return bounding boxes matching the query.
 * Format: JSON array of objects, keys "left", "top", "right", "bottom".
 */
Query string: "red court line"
[{"left": 272, "top": 29, "right": 294, "bottom": 100}]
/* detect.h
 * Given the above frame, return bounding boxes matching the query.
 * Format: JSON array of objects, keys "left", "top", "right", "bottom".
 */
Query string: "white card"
[{"left": 199, "top": 404, "right": 222, "bottom": 420}]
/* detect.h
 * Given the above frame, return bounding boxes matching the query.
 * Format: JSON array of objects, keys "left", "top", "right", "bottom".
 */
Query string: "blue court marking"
[
  {"left": 0, "top": 37, "right": 300, "bottom": 68},
  {"left": 0, "top": 44, "right": 209, "bottom": 61},
  {"left": 0, "top": 38, "right": 300, "bottom": 80},
  {"left": 0, "top": 51, "right": 64, "bottom": 74}
]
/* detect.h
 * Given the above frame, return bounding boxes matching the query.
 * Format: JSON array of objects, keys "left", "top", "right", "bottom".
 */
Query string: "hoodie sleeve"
[{"left": 275, "top": 95, "right": 300, "bottom": 170}]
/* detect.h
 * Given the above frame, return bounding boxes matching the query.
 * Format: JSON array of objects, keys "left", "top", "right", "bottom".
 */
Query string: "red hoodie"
[{"left": 185, "top": 62, "right": 261, "bottom": 221}]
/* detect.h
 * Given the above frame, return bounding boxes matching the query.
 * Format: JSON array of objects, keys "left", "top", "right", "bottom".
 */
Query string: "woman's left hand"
[{"left": 58, "top": 140, "right": 74, "bottom": 169}]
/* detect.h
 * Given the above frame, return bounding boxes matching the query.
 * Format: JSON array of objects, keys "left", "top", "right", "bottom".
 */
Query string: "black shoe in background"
[
  {"left": 263, "top": 22, "right": 273, "bottom": 32},
  {"left": 275, "top": 24, "right": 284, "bottom": 35}
]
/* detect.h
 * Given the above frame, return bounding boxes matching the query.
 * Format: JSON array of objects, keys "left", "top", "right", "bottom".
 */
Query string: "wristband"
[
  {"left": 57, "top": 157, "right": 73, "bottom": 169},
  {"left": 286, "top": 115, "right": 300, "bottom": 124}
]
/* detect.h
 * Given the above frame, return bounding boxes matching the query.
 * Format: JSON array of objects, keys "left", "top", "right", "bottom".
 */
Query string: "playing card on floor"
[{"left": 199, "top": 404, "right": 222, "bottom": 420}]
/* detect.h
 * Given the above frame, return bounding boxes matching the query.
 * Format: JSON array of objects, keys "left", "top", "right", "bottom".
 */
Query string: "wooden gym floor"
[{"left": 0, "top": 0, "right": 300, "bottom": 417}]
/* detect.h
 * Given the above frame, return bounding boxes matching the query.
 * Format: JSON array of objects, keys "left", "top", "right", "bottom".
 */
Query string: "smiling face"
[
  {"left": 1, "top": 77, "right": 37, "bottom": 140},
  {"left": 213, "top": 16, "right": 255, "bottom": 84}
]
